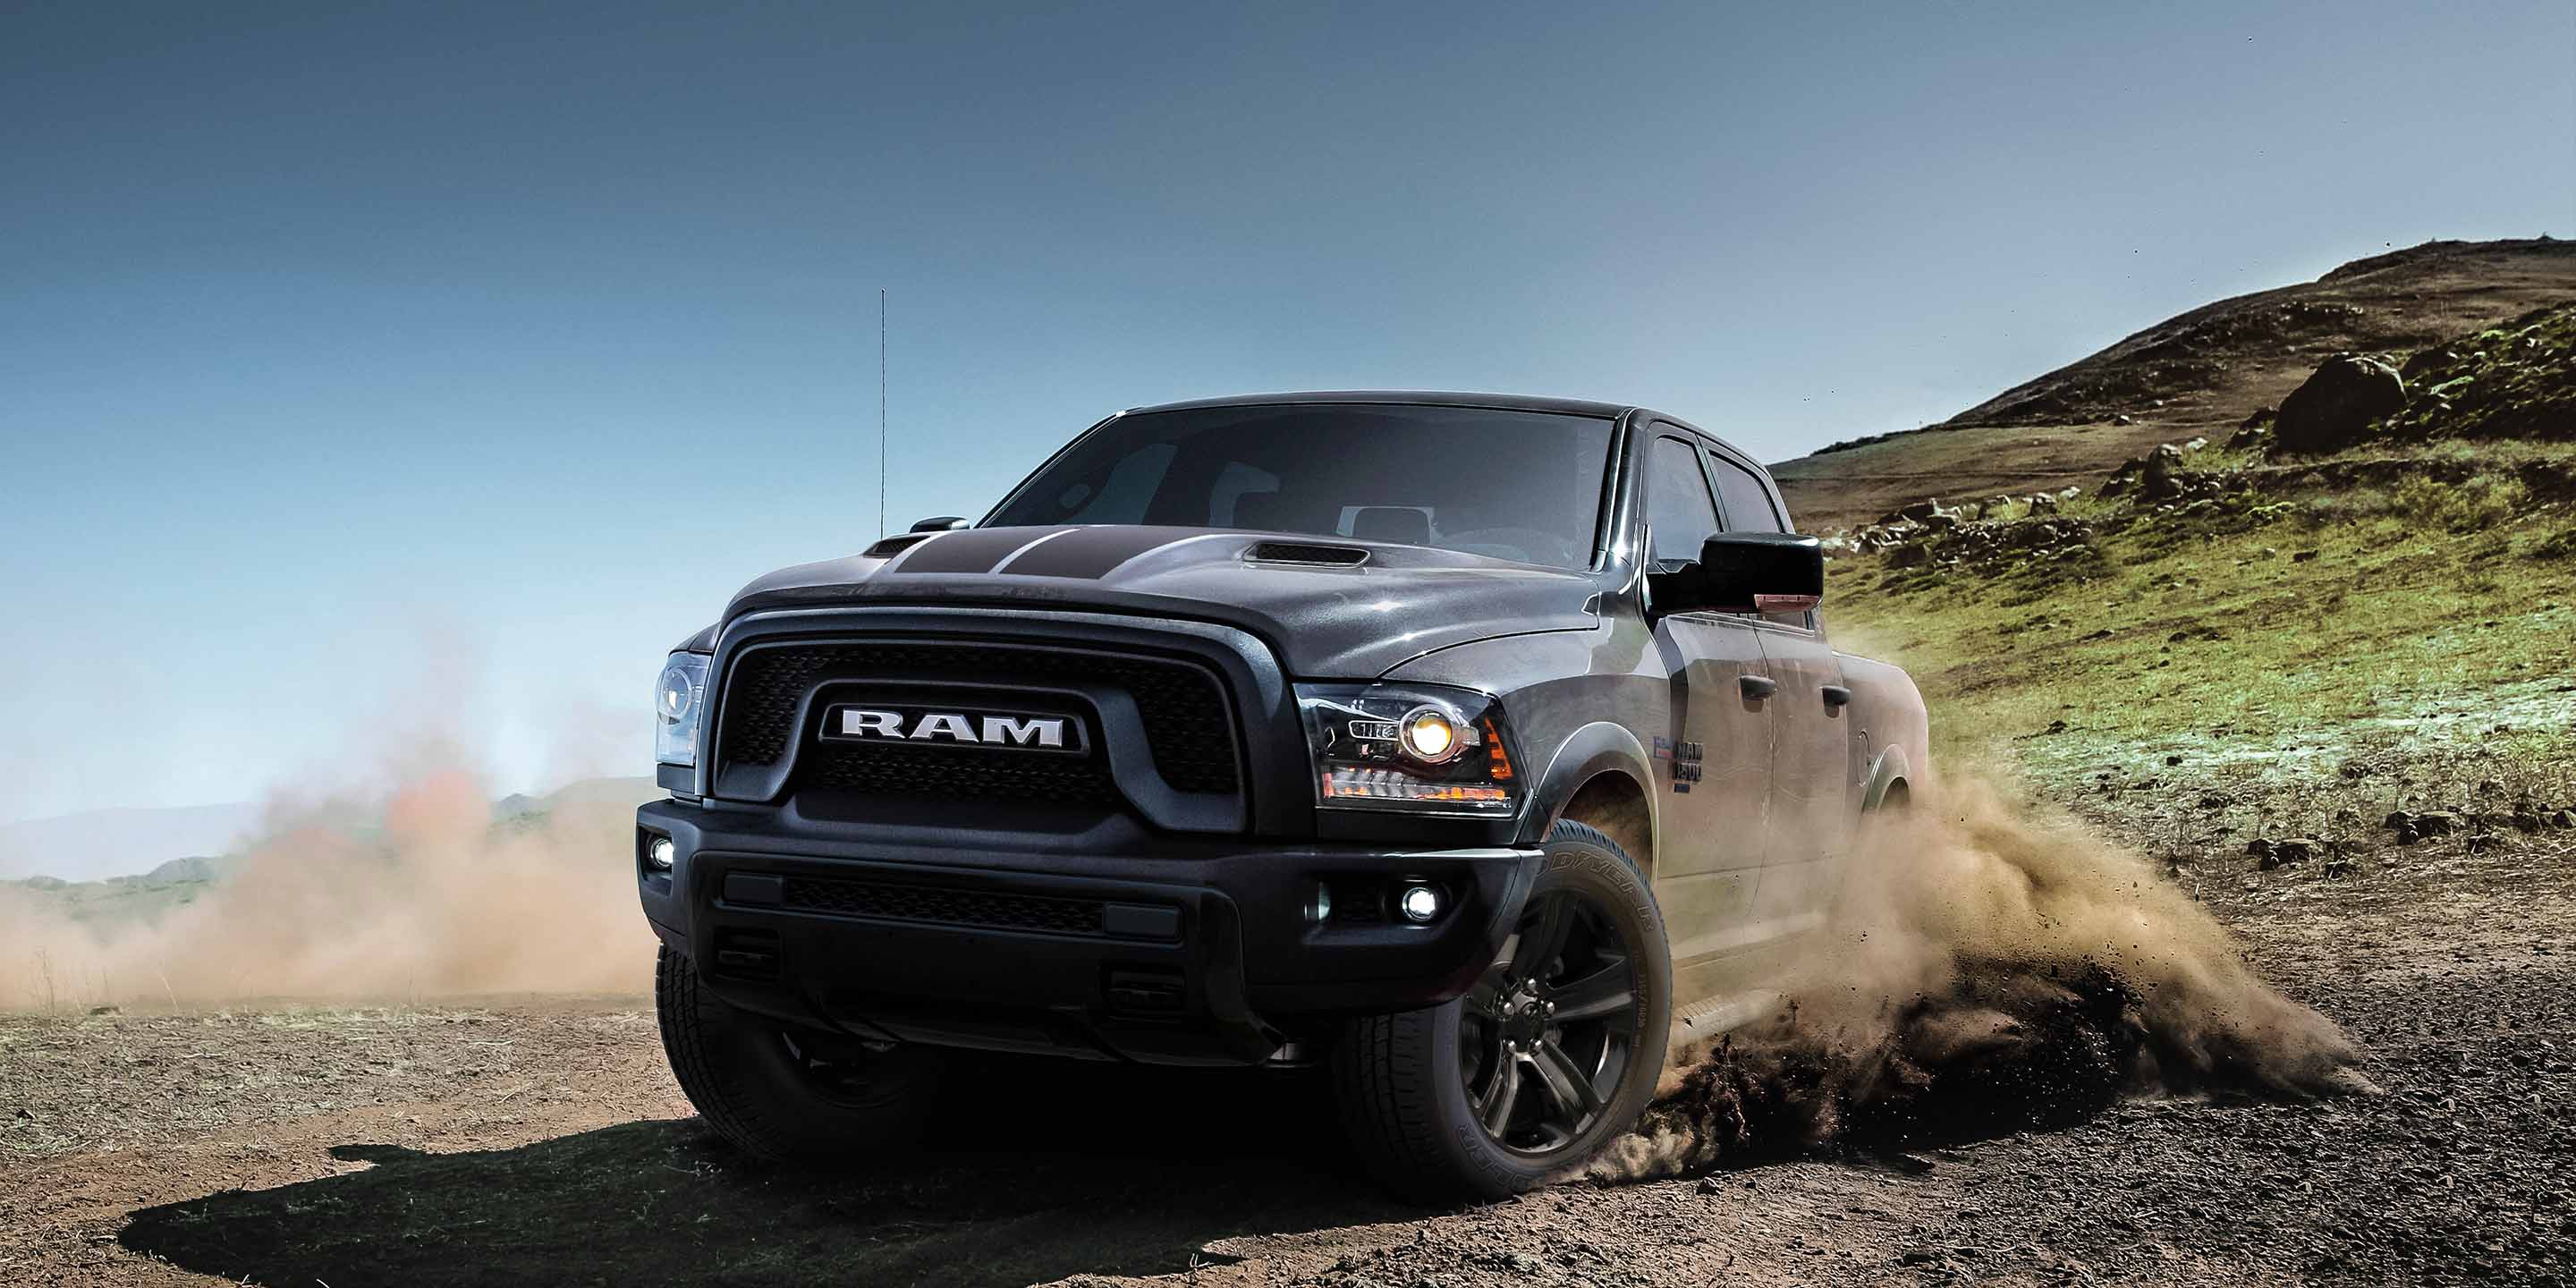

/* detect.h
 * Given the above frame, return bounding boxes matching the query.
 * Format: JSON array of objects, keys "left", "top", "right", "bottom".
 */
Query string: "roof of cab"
[{"left": 1122, "top": 390, "right": 1639, "bottom": 419}]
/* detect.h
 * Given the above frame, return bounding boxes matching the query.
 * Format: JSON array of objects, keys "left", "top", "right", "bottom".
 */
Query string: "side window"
[
  {"left": 1647, "top": 436, "right": 1721, "bottom": 566},
  {"left": 1708, "top": 454, "right": 1785, "bottom": 533},
  {"left": 1707, "top": 450, "right": 1809, "bottom": 627}
]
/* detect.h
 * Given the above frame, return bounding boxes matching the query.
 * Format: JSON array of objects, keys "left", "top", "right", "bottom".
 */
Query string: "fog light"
[
  {"left": 1306, "top": 883, "right": 1334, "bottom": 924},
  {"left": 647, "top": 836, "right": 675, "bottom": 870},
  {"left": 1398, "top": 884, "right": 1442, "bottom": 923}
]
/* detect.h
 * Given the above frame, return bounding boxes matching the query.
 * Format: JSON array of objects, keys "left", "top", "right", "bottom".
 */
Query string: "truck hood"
[{"left": 718, "top": 525, "right": 1605, "bottom": 678}]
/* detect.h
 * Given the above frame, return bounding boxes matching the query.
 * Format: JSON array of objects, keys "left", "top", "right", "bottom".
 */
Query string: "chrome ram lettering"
[{"left": 829, "top": 707, "right": 1072, "bottom": 750}]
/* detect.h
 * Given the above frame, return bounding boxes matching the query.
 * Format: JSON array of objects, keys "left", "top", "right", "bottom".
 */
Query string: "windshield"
[{"left": 985, "top": 403, "right": 1616, "bottom": 570}]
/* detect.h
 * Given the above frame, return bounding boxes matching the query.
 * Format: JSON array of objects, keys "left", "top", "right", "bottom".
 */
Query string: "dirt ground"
[{"left": 4, "top": 809, "right": 2571, "bottom": 1287}]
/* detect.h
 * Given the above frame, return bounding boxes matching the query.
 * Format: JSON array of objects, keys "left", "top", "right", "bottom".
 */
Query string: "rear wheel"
[
  {"left": 655, "top": 945, "right": 942, "bottom": 1162},
  {"left": 1332, "top": 820, "right": 1672, "bottom": 1201}
]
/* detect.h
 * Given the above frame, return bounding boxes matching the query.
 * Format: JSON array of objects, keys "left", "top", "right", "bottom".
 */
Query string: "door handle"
[
  {"left": 1738, "top": 674, "right": 1777, "bottom": 701},
  {"left": 1820, "top": 684, "right": 1853, "bottom": 708}
]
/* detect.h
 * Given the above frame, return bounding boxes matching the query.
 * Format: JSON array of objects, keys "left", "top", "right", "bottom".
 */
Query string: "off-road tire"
[
  {"left": 655, "top": 945, "right": 939, "bottom": 1162},
  {"left": 1332, "top": 820, "right": 1673, "bottom": 1202}
]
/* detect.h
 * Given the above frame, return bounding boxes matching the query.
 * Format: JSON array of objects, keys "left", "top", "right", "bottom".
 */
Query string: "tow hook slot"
[
  {"left": 711, "top": 928, "right": 781, "bottom": 981},
  {"left": 1104, "top": 967, "right": 1187, "bottom": 1015}
]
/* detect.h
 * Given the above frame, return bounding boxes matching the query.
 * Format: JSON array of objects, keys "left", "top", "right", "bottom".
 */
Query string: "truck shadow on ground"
[{"left": 121, "top": 1059, "right": 1414, "bottom": 1288}]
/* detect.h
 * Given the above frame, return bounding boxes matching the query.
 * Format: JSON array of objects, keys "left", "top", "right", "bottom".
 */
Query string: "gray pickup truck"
[{"left": 637, "top": 392, "right": 1928, "bottom": 1199}]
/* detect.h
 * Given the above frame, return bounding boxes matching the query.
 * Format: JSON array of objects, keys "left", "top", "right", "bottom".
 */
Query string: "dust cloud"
[
  {"left": 1596, "top": 769, "right": 2368, "bottom": 1180},
  {"left": 0, "top": 767, "right": 653, "bottom": 1008}
]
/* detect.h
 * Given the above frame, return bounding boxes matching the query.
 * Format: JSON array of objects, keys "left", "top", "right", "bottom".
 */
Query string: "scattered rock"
[
  {"left": 2273, "top": 352, "right": 2407, "bottom": 454},
  {"left": 2464, "top": 833, "right": 2507, "bottom": 855},
  {"left": 2550, "top": 809, "right": 2576, "bottom": 829},
  {"left": 2415, "top": 811, "right": 2462, "bottom": 837},
  {"left": 2259, "top": 837, "right": 2320, "bottom": 870},
  {"left": 2165, "top": 754, "right": 2183, "bottom": 767}
]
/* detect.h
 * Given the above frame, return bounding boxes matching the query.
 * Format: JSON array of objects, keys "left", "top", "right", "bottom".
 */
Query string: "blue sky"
[{"left": 4, "top": 1, "right": 2571, "bottom": 819}]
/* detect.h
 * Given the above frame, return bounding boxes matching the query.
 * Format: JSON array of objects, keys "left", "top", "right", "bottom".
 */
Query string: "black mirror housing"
[
  {"left": 1699, "top": 531, "right": 1824, "bottom": 614},
  {"left": 1654, "top": 532, "right": 1824, "bottom": 615},
  {"left": 910, "top": 516, "right": 970, "bottom": 533}
]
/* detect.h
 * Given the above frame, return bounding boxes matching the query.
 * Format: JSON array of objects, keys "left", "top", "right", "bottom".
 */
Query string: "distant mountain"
[
  {"left": 1771, "top": 237, "right": 2576, "bottom": 531},
  {"left": 503, "top": 776, "right": 660, "bottom": 818},
  {"left": 0, "top": 801, "right": 267, "bottom": 884}
]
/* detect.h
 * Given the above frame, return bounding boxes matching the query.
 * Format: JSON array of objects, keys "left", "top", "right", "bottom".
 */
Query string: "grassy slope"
[{"left": 1832, "top": 477, "right": 2576, "bottom": 787}]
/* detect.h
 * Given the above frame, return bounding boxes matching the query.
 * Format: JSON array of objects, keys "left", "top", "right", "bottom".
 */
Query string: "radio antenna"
[{"left": 877, "top": 288, "right": 888, "bottom": 540}]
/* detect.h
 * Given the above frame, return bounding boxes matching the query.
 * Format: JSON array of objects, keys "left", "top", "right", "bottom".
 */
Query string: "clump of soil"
[{"left": 1619, "top": 958, "right": 2147, "bottom": 1175}]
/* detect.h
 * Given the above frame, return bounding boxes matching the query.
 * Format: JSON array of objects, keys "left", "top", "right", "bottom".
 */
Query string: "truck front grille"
[{"left": 715, "top": 638, "right": 1241, "bottom": 804}]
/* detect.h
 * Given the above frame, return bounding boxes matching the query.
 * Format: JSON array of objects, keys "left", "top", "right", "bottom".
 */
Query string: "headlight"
[
  {"left": 1297, "top": 682, "right": 1520, "bottom": 816},
  {"left": 655, "top": 652, "right": 710, "bottom": 767}
]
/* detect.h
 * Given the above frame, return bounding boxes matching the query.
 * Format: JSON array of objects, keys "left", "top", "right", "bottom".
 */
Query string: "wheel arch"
[
  {"left": 1518, "top": 721, "right": 1659, "bottom": 876},
  {"left": 1861, "top": 743, "right": 1912, "bottom": 813}
]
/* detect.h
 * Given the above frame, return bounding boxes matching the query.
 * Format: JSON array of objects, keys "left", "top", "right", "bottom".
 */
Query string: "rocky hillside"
[
  {"left": 1774, "top": 237, "right": 2576, "bottom": 532},
  {"left": 1820, "top": 304, "right": 2576, "bottom": 860}
]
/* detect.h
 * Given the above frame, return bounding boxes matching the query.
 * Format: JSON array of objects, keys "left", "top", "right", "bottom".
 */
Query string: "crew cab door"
[
  {"left": 1639, "top": 432, "right": 1776, "bottom": 986},
  {"left": 1704, "top": 449, "right": 1852, "bottom": 928}
]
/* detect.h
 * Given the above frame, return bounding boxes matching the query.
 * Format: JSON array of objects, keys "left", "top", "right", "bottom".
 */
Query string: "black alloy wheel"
[{"left": 1460, "top": 888, "right": 1641, "bottom": 1151}]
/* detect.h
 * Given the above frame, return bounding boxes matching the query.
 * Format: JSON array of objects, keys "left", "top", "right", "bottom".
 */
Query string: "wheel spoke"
[
  {"left": 1548, "top": 958, "right": 1634, "bottom": 1023},
  {"left": 1530, "top": 1038, "right": 1603, "bottom": 1123},
  {"left": 1511, "top": 894, "right": 1573, "bottom": 980},
  {"left": 1479, "top": 1055, "right": 1523, "bottom": 1134}
]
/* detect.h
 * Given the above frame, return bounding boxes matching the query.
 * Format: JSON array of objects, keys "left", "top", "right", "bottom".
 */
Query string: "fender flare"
[
  {"left": 1861, "top": 743, "right": 1912, "bottom": 812},
  {"left": 1516, "top": 720, "right": 1659, "bottom": 855}
]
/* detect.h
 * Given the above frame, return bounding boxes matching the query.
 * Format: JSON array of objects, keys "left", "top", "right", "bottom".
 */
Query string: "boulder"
[
  {"left": 2273, "top": 353, "right": 2406, "bottom": 454},
  {"left": 2414, "top": 810, "right": 2462, "bottom": 836},
  {"left": 1897, "top": 501, "right": 1942, "bottom": 521}
]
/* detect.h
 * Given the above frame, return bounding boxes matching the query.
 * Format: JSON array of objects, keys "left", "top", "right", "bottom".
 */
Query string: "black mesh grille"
[
  {"left": 1246, "top": 541, "right": 1368, "bottom": 566},
  {"left": 798, "top": 742, "right": 1120, "bottom": 806},
  {"left": 778, "top": 875, "right": 1109, "bottom": 936},
  {"left": 716, "top": 640, "right": 1241, "bottom": 797}
]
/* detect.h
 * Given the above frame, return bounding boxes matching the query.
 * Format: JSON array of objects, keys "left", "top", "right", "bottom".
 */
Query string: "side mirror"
[
  {"left": 1699, "top": 531, "right": 1824, "bottom": 614},
  {"left": 1653, "top": 532, "right": 1824, "bottom": 615},
  {"left": 910, "top": 516, "right": 970, "bottom": 533}
]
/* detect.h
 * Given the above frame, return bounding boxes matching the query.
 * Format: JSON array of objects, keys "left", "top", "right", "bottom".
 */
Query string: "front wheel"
[
  {"left": 1332, "top": 820, "right": 1673, "bottom": 1201},
  {"left": 655, "top": 945, "right": 942, "bottom": 1162}
]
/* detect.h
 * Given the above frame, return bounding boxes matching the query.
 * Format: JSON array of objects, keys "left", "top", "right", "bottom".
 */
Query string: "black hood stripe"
[
  {"left": 1002, "top": 525, "right": 1224, "bottom": 580},
  {"left": 889, "top": 527, "right": 1055, "bottom": 575}
]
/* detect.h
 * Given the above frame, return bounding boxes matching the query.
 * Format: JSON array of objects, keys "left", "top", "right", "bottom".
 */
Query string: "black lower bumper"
[{"left": 636, "top": 800, "right": 1543, "bottom": 1066}]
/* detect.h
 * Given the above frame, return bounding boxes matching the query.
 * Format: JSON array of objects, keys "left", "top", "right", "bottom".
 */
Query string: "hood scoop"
[{"left": 1243, "top": 540, "right": 1370, "bottom": 567}]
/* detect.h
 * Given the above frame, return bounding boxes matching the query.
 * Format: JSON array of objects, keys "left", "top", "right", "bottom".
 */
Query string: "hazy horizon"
[{"left": 5, "top": 2, "right": 2572, "bottom": 819}]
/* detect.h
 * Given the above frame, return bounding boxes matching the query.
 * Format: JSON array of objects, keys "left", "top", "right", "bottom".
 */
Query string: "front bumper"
[{"left": 637, "top": 800, "right": 1543, "bottom": 1066}]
